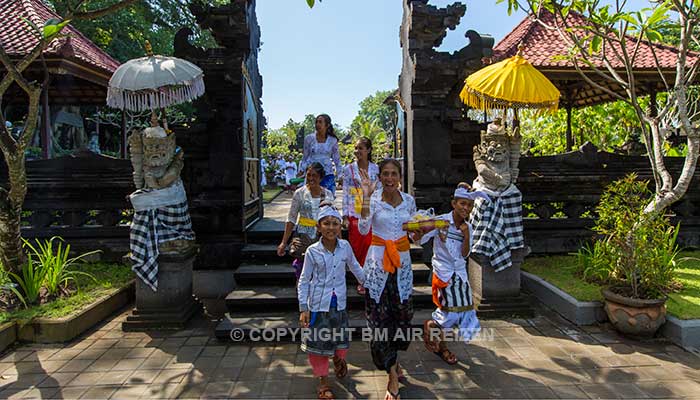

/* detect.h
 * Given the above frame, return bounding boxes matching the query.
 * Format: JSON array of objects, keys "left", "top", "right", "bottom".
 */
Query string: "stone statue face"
[
  {"left": 482, "top": 138, "right": 509, "bottom": 163},
  {"left": 143, "top": 136, "right": 176, "bottom": 168}
]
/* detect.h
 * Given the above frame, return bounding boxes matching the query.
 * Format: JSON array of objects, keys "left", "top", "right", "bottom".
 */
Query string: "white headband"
[
  {"left": 317, "top": 205, "right": 342, "bottom": 222},
  {"left": 454, "top": 187, "right": 490, "bottom": 201}
]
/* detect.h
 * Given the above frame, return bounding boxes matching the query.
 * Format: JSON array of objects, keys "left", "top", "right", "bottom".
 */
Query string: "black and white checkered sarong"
[
  {"left": 129, "top": 201, "right": 195, "bottom": 291},
  {"left": 469, "top": 185, "right": 524, "bottom": 272}
]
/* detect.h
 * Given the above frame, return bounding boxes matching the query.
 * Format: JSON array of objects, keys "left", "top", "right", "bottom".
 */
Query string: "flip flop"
[
  {"left": 422, "top": 320, "right": 440, "bottom": 353},
  {"left": 318, "top": 384, "right": 334, "bottom": 399},
  {"left": 435, "top": 347, "right": 458, "bottom": 365}
]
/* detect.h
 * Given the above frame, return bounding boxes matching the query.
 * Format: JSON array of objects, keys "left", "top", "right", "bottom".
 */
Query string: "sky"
[
  {"left": 257, "top": 0, "right": 528, "bottom": 130},
  {"left": 256, "top": 0, "right": 649, "bottom": 130}
]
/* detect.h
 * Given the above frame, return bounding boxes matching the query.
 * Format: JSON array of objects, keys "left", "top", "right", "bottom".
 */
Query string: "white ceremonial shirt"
[
  {"left": 359, "top": 189, "right": 417, "bottom": 303},
  {"left": 298, "top": 239, "right": 365, "bottom": 312},
  {"left": 299, "top": 133, "right": 342, "bottom": 177},
  {"left": 420, "top": 211, "right": 471, "bottom": 283}
]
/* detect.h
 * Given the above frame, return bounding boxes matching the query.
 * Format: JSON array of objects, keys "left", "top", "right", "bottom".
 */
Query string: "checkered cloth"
[
  {"left": 129, "top": 200, "right": 195, "bottom": 291},
  {"left": 469, "top": 183, "right": 525, "bottom": 272}
]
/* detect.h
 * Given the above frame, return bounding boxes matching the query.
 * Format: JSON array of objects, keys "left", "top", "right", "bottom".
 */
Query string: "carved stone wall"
[
  {"left": 399, "top": 0, "right": 494, "bottom": 211},
  {"left": 174, "top": 0, "right": 264, "bottom": 269}
]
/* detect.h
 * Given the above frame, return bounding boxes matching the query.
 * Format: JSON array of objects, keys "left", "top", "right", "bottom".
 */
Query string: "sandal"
[
  {"left": 435, "top": 347, "right": 458, "bottom": 365},
  {"left": 333, "top": 356, "right": 348, "bottom": 379},
  {"left": 318, "top": 384, "right": 334, "bottom": 400},
  {"left": 384, "top": 383, "right": 400, "bottom": 400},
  {"left": 422, "top": 320, "right": 440, "bottom": 353},
  {"left": 396, "top": 363, "right": 406, "bottom": 383}
]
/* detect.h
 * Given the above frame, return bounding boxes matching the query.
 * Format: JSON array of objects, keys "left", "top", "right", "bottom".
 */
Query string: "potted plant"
[{"left": 578, "top": 174, "right": 682, "bottom": 338}]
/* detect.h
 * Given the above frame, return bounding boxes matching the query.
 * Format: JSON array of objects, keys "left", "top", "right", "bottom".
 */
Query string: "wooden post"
[
  {"left": 566, "top": 103, "right": 573, "bottom": 152},
  {"left": 121, "top": 111, "right": 127, "bottom": 158},
  {"left": 40, "top": 84, "right": 51, "bottom": 159}
]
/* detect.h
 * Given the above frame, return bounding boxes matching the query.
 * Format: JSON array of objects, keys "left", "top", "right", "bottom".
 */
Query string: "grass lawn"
[
  {"left": 522, "top": 252, "right": 700, "bottom": 319},
  {"left": 0, "top": 263, "right": 133, "bottom": 324},
  {"left": 263, "top": 187, "right": 283, "bottom": 203}
]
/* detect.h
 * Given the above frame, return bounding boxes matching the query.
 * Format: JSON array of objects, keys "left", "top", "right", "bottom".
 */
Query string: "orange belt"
[
  {"left": 371, "top": 235, "right": 410, "bottom": 274},
  {"left": 431, "top": 274, "right": 449, "bottom": 308}
]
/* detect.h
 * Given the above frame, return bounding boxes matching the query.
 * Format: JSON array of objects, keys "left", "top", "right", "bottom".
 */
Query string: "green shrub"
[
  {"left": 577, "top": 173, "right": 680, "bottom": 299},
  {"left": 23, "top": 237, "right": 99, "bottom": 297}
]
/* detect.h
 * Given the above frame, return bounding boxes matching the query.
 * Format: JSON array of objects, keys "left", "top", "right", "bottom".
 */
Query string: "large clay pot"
[{"left": 601, "top": 287, "right": 667, "bottom": 338}]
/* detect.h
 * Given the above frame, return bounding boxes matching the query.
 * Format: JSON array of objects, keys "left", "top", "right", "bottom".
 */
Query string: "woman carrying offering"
[
  {"left": 358, "top": 159, "right": 417, "bottom": 400},
  {"left": 342, "top": 137, "right": 380, "bottom": 295}
]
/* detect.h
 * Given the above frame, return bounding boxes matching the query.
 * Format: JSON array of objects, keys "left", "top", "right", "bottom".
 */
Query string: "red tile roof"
[
  {"left": 494, "top": 8, "right": 692, "bottom": 71},
  {"left": 0, "top": 0, "right": 119, "bottom": 76}
]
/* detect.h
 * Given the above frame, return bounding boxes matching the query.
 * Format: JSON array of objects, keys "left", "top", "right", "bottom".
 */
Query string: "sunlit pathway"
[{"left": 0, "top": 303, "right": 699, "bottom": 399}]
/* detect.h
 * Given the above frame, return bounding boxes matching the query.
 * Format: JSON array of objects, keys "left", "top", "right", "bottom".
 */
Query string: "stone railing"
[
  {"left": 4, "top": 150, "right": 134, "bottom": 260},
  {"left": 518, "top": 143, "right": 700, "bottom": 253}
]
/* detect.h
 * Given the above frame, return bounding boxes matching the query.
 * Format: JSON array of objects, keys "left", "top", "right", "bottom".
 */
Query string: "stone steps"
[
  {"left": 225, "top": 285, "right": 435, "bottom": 313},
  {"left": 240, "top": 242, "right": 425, "bottom": 263},
  {"left": 234, "top": 261, "right": 432, "bottom": 286}
]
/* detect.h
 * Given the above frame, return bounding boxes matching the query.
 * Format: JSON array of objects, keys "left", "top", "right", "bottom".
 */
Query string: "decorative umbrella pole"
[
  {"left": 107, "top": 42, "right": 205, "bottom": 331},
  {"left": 459, "top": 44, "right": 560, "bottom": 306}
]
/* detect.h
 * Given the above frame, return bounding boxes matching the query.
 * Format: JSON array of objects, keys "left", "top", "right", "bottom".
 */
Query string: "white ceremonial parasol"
[{"left": 107, "top": 42, "right": 205, "bottom": 112}]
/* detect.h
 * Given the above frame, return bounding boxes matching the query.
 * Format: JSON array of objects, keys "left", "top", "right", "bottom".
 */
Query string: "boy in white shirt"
[
  {"left": 298, "top": 203, "right": 365, "bottom": 399},
  {"left": 420, "top": 183, "right": 487, "bottom": 364}
]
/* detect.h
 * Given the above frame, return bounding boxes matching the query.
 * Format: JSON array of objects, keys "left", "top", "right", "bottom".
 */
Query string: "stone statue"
[
  {"left": 473, "top": 117, "right": 521, "bottom": 192},
  {"left": 127, "top": 119, "right": 195, "bottom": 291},
  {"left": 469, "top": 117, "right": 525, "bottom": 273}
]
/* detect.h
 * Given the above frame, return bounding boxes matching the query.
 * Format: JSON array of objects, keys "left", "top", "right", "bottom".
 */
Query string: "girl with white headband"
[
  {"left": 298, "top": 203, "right": 365, "bottom": 400},
  {"left": 420, "top": 182, "right": 487, "bottom": 365}
]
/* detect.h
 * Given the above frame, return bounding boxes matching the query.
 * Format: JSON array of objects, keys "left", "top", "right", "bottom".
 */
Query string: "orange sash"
[
  {"left": 371, "top": 235, "right": 410, "bottom": 274},
  {"left": 431, "top": 274, "right": 449, "bottom": 308}
]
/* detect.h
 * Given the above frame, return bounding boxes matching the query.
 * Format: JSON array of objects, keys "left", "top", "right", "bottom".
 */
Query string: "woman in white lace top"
[
  {"left": 299, "top": 114, "right": 342, "bottom": 193},
  {"left": 277, "top": 162, "right": 335, "bottom": 281},
  {"left": 358, "top": 159, "right": 419, "bottom": 400}
]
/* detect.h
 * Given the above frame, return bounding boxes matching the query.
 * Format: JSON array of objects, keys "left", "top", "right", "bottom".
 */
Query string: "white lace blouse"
[
  {"left": 300, "top": 133, "right": 341, "bottom": 177},
  {"left": 286, "top": 186, "right": 335, "bottom": 237},
  {"left": 358, "top": 189, "right": 417, "bottom": 303}
]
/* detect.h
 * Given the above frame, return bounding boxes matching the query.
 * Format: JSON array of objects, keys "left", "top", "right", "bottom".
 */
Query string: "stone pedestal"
[
  {"left": 468, "top": 247, "right": 531, "bottom": 313},
  {"left": 123, "top": 247, "right": 200, "bottom": 331}
]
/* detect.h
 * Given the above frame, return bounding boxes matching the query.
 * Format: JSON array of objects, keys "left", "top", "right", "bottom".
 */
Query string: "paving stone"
[
  {"left": 549, "top": 384, "right": 589, "bottom": 399},
  {"left": 35, "top": 372, "right": 78, "bottom": 388},
  {"left": 201, "top": 381, "right": 234, "bottom": 398},
  {"left": 109, "top": 384, "right": 149, "bottom": 399},
  {"left": 124, "top": 347, "right": 156, "bottom": 359},
  {"left": 126, "top": 368, "right": 162, "bottom": 385},
  {"left": 139, "top": 383, "right": 181, "bottom": 399},
  {"left": 607, "top": 383, "right": 651, "bottom": 399},
  {"left": 99, "top": 370, "right": 133, "bottom": 385},
  {"left": 80, "top": 385, "right": 119, "bottom": 399},
  {"left": 49, "top": 386, "right": 89, "bottom": 399},
  {"left": 152, "top": 368, "right": 189, "bottom": 385},
  {"left": 58, "top": 359, "right": 94, "bottom": 373},
  {"left": 66, "top": 371, "right": 106, "bottom": 387}
]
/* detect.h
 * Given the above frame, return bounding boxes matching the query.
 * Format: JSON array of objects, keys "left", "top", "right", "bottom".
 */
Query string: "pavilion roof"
[
  {"left": 0, "top": 0, "right": 119, "bottom": 81},
  {"left": 492, "top": 9, "right": 697, "bottom": 107}
]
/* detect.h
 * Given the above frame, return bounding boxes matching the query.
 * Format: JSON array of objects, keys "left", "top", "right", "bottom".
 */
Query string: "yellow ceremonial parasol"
[{"left": 460, "top": 45, "right": 560, "bottom": 113}]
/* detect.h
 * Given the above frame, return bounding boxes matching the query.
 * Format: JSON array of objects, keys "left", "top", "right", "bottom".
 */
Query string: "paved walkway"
[{"left": 1, "top": 305, "right": 699, "bottom": 399}]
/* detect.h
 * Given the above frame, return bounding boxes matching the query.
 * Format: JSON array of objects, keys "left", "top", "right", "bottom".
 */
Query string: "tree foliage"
[
  {"left": 521, "top": 100, "right": 640, "bottom": 155},
  {"left": 46, "top": 0, "right": 226, "bottom": 62},
  {"left": 501, "top": 0, "right": 700, "bottom": 213}
]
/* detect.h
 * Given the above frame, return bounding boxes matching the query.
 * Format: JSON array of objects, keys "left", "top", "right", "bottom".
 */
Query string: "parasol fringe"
[
  {"left": 460, "top": 86, "right": 559, "bottom": 112},
  {"left": 107, "top": 74, "right": 206, "bottom": 112}
]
